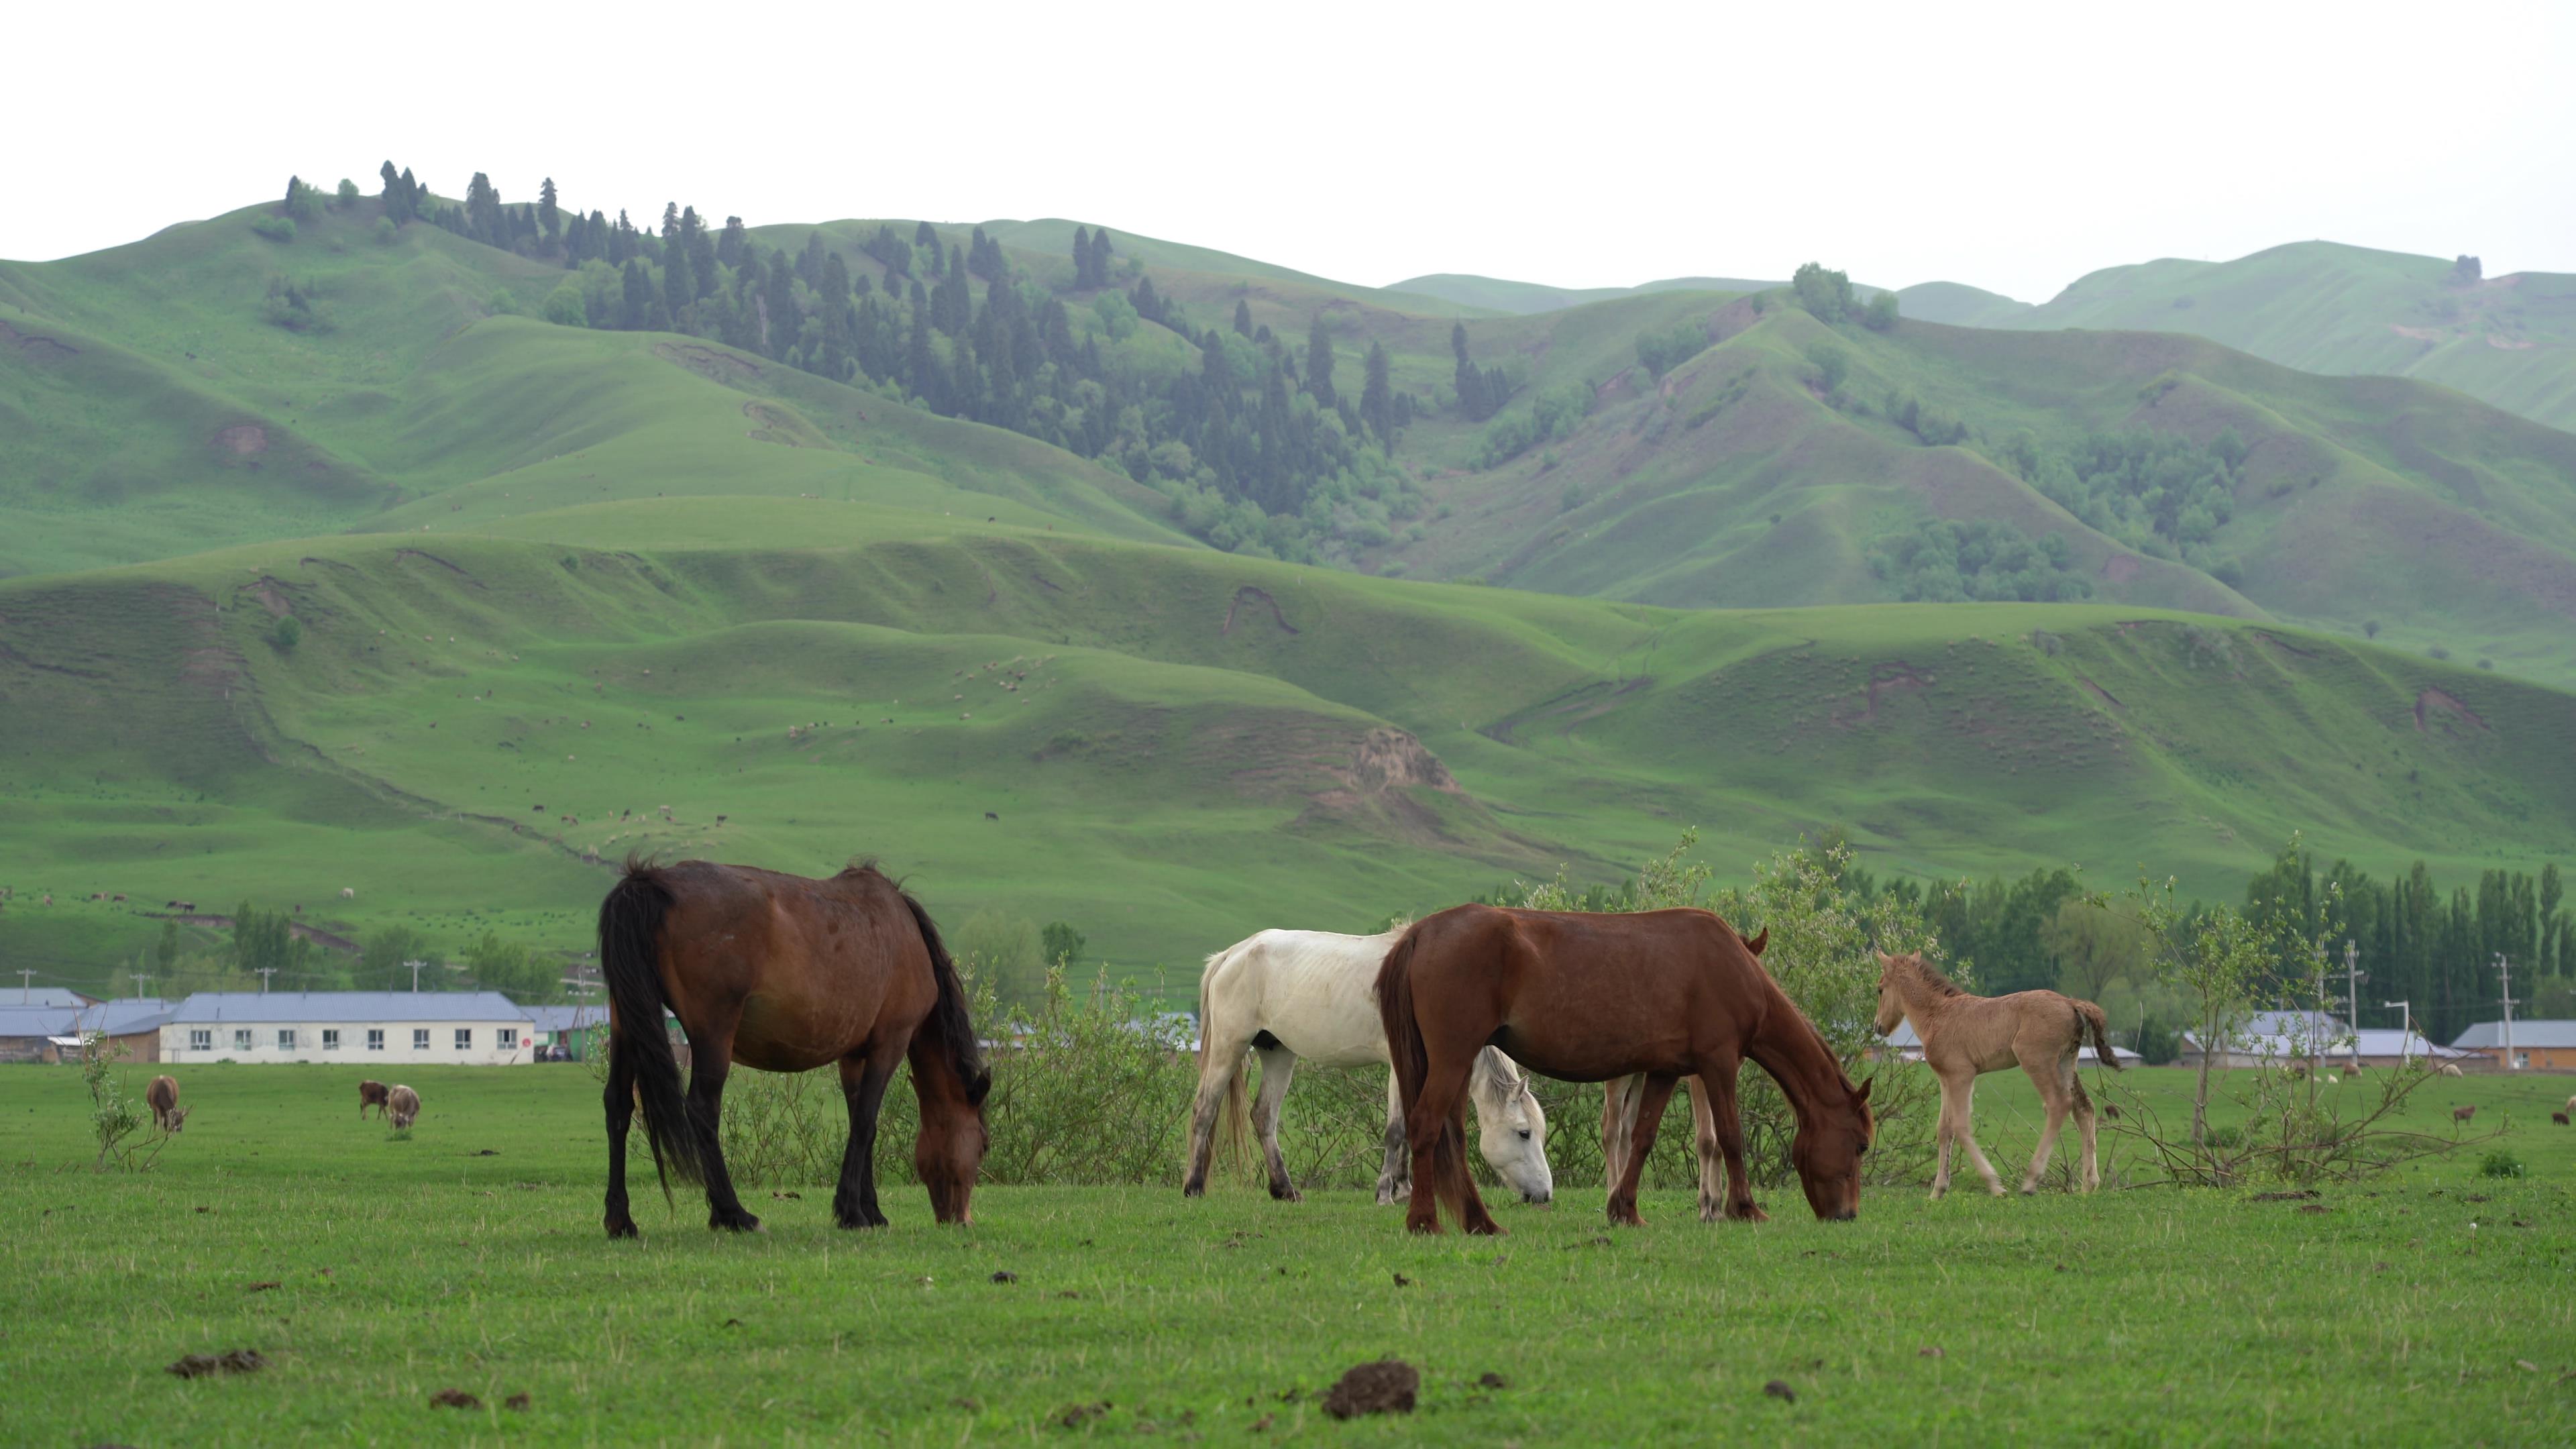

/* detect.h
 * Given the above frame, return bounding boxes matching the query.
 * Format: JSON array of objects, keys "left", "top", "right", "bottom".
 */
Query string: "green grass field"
[{"left": 4, "top": 1063, "right": 2571, "bottom": 1444}]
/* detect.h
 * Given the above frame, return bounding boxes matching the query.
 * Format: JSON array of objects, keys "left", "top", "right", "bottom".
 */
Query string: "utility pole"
[
  {"left": 17, "top": 969, "right": 33, "bottom": 1002},
  {"left": 2340, "top": 941, "right": 2364, "bottom": 1068},
  {"left": 2383, "top": 1000, "right": 2414, "bottom": 1065},
  {"left": 2494, "top": 953, "right": 2518, "bottom": 1069},
  {"left": 256, "top": 967, "right": 276, "bottom": 995},
  {"left": 406, "top": 959, "right": 425, "bottom": 993},
  {"left": 129, "top": 970, "right": 152, "bottom": 1000}
]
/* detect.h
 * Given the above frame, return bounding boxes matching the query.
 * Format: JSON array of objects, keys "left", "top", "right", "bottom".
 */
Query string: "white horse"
[{"left": 1183, "top": 926, "right": 1553, "bottom": 1205}]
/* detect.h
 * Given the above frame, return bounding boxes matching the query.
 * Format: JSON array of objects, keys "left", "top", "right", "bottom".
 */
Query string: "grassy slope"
[
  {"left": 1370, "top": 298, "right": 2576, "bottom": 684},
  {"left": 1385, "top": 272, "right": 1792, "bottom": 315},
  {"left": 1894, "top": 279, "right": 2035, "bottom": 327},
  {"left": 0, "top": 203, "right": 1193, "bottom": 580},
  {"left": 6, "top": 520, "right": 2573, "bottom": 990},
  {"left": 3, "top": 1064, "right": 2569, "bottom": 1444},
  {"left": 1992, "top": 241, "right": 2576, "bottom": 433}
]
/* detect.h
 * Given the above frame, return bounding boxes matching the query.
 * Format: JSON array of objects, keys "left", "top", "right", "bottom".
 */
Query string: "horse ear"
[
  {"left": 967, "top": 1069, "right": 993, "bottom": 1108},
  {"left": 1743, "top": 926, "right": 1768, "bottom": 957},
  {"left": 1854, "top": 1077, "right": 1874, "bottom": 1104}
]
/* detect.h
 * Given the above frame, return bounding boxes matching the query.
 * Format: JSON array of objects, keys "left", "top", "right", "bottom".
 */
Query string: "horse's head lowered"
[
  {"left": 1468, "top": 1050, "right": 1552, "bottom": 1205},
  {"left": 915, "top": 1064, "right": 993, "bottom": 1224},
  {"left": 1791, "top": 1075, "right": 1874, "bottom": 1221}
]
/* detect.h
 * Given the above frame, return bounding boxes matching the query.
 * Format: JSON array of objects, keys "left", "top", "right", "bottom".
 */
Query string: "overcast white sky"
[{"left": 10, "top": 0, "right": 2571, "bottom": 302}]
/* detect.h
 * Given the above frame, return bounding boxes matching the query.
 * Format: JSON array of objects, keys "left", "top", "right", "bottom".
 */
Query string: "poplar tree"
[{"left": 1304, "top": 321, "right": 1336, "bottom": 408}]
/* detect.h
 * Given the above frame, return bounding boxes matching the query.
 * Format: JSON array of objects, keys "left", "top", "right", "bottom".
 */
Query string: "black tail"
[
  {"left": 599, "top": 862, "right": 701, "bottom": 1193},
  {"left": 1375, "top": 926, "right": 1468, "bottom": 1222},
  {"left": 902, "top": 890, "right": 990, "bottom": 1107}
]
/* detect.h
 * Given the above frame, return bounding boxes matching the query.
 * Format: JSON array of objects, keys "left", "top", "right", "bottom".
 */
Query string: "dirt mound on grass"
[{"left": 1323, "top": 1360, "right": 1417, "bottom": 1418}]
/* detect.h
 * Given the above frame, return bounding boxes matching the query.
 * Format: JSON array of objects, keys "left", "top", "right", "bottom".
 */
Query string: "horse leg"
[
  {"left": 2072, "top": 1074, "right": 2100, "bottom": 1193},
  {"left": 833, "top": 1042, "right": 905, "bottom": 1229},
  {"left": 684, "top": 1030, "right": 761, "bottom": 1233},
  {"left": 1401, "top": 1052, "right": 1485, "bottom": 1234},
  {"left": 1607, "top": 1073, "right": 1679, "bottom": 1228},
  {"left": 2021, "top": 1056, "right": 2073, "bottom": 1194},
  {"left": 1182, "top": 1028, "right": 1252, "bottom": 1197},
  {"left": 1600, "top": 1074, "right": 1639, "bottom": 1197},
  {"left": 1950, "top": 1075, "right": 2005, "bottom": 1197},
  {"left": 1376, "top": 1072, "right": 1409, "bottom": 1205},
  {"left": 1700, "top": 1061, "right": 1766, "bottom": 1222},
  {"left": 1688, "top": 1077, "right": 1725, "bottom": 1222},
  {"left": 1251, "top": 1044, "right": 1302, "bottom": 1202},
  {"left": 602, "top": 1047, "right": 639, "bottom": 1239}
]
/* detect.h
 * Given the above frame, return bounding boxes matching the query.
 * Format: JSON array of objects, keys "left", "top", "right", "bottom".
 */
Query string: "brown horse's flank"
[
  {"left": 1874, "top": 951, "right": 2117, "bottom": 1196},
  {"left": 1379, "top": 905, "right": 1874, "bottom": 1234},
  {"left": 596, "top": 857, "right": 990, "bottom": 1237}
]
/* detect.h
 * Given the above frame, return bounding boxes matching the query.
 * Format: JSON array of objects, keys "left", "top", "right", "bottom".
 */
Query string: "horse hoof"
[
  {"left": 605, "top": 1219, "right": 639, "bottom": 1240},
  {"left": 710, "top": 1211, "right": 763, "bottom": 1234},
  {"left": 1182, "top": 1183, "right": 1205, "bottom": 1199},
  {"left": 1269, "top": 1185, "right": 1303, "bottom": 1203},
  {"left": 1464, "top": 1219, "right": 1506, "bottom": 1237}
]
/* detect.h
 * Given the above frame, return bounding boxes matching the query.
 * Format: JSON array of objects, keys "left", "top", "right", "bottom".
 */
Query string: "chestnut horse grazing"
[
  {"left": 358, "top": 1080, "right": 390, "bottom": 1119},
  {"left": 1379, "top": 906, "right": 1874, "bottom": 1234},
  {"left": 1872, "top": 951, "right": 2117, "bottom": 1197},
  {"left": 1598, "top": 930, "right": 1769, "bottom": 1221},
  {"left": 596, "top": 858, "right": 991, "bottom": 1238},
  {"left": 146, "top": 1075, "right": 188, "bottom": 1133}
]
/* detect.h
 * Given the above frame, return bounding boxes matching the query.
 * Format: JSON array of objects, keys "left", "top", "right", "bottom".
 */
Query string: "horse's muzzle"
[{"left": 1522, "top": 1191, "right": 1552, "bottom": 1207}]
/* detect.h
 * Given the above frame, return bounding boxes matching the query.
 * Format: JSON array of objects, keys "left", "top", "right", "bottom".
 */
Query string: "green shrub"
[
  {"left": 1862, "top": 289, "right": 1900, "bottom": 331},
  {"left": 1634, "top": 319, "right": 1710, "bottom": 380},
  {"left": 251, "top": 215, "right": 297, "bottom": 244},
  {"left": 2479, "top": 1149, "right": 2525, "bottom": 1179},
  {"left": 268, "top": 616, "right": 301, "bottom": 651},
  {"left": 1807, "top": 341, "right": 1849, "bottom": 396},
  {"left": 334, "top": 178, "right": 360, "bottom": 209},
  {"left": 372, "top": 217, "right": 396, "bottom": 246},
  {"left": 541, "top": 284, "right": 588, "bottom": 328}
]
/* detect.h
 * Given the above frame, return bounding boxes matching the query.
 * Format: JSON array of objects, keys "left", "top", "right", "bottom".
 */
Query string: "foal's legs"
[
  {"left": 2020, "top": 1052, "right": 2076, "bottom": 1194},
  {"left": 602, "top": 1042, "right": 639, "bottom": 1239},
  {"left": 1250, "top": 1043, "right": 1302, "bottom": 1201},
  {"left": 833, "top": 1038, "right": 907, "bottom": 1229},
  {"left": 1601, "top": 1074, "right": 1643, "bottom": 1191},
  {"left": 1607, "top": 1073, "right": 1680, "bottom": 1228},
  {"left": 683, "top": 1024, "right": 761, "bottom": 1232},
  {"left": 2072, "top": 1075, "right": 2101, "bottom": 1192},
  {"left": 1932, "top": 1070, "right": 2005, "bottom": 1198},
  {"left": 1687, "top": 1077, "right": 1727, "bottom": 1222},
  {"left": 1701, "top": 1061, "right": 1768, "bottom": 1222},
  {"left": 1376, "top": 1072, "right": 1409, "bottom": 1205}
]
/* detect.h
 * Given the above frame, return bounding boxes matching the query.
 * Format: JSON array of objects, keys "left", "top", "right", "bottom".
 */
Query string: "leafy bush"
[
  {"left": 268, "top": 616, "right": 301, "bottom": 651},
  {"left": 1474, "top": 383, "right": 1592, "bottom": 467},
  {"left": 1090, "top": 290, "right": 1139, "bottom": 341},
  {"left": 1792, "top": 262, "right": 1854, "bottom": 323},
  {"left": 1862, "top": 289, "right": 1900, "bottom": 331},
  {"left": 334, "top": 178, "right": 360, "bottom": 209},
  {"left": 2479, "top": 1149, "right": 2524, "bottom": 1179},
  {"left": 261, "top": 276, "right": 329, "bottom": 332},
  {"left": 1869, "top": 519, "right": 2092, "bottom": 602},
  {"left": 372, "top": 217, "right": 397, "bottom": 246},
  {"left": 251, "top": 215, "right": 297, "bottom": 244},
  {"left": 541, "top": 284, "right": 589, "bottom": 328},
  {"left": 1806, "top": 341, "right": 1849, "bottom": 396},
  {"left": 1634, "top": 320, "right": 1710, "bottom": 380},
  {"left": 2008, "top": 428, "right": 2244, "bottom": 563}
]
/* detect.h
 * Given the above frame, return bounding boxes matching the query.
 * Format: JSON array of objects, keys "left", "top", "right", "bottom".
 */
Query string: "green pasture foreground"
[{"left": 3, "top": 1066, "right": 2571, "bottom": 1446}]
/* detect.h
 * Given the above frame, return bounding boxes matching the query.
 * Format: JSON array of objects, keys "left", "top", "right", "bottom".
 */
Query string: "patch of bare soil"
[
  {"left": 2100, "top": 554, "right": 2141, "bottom": 585},
  {"left": 655, "top": 341, "right": 763, "bottom": 385},
  {"left": 168, "top": 1349, "right": 268, "bottom": 1378},
  {"left": 428, "top": 1389, "right": 482, "bottom": 1409},
  {"left": 1221, "top": 586, "right": 1298, "bottom": 636},
  {"left": 742, "top": 400, "right": 802, "bottom": 443},
  {"left": 2079, "top": 676, "right": 2125, "bottom": 709},
  {"left": 213, "top": 424, "right": 268, "bottom": 458},
  {"left": 395, "top": 549, "right": 486, "bottom": 588},
  {"left": 0, "top": 319, "right": 77, "bottom": 360},
  {"left": 1342, "top": 727, "right": 1459, "bottom": 794},
  {"left": 2414, "top": 689, "right": 2489, "bottom": 734},
  {"left": 1323, "top": 1360, "right": 1417, "bottom": 1419}
]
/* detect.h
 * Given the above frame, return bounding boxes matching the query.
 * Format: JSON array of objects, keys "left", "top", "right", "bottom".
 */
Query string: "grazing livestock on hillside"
[
  {"left": 359, "top": 1080, "right": 390, "bottom": 1118},
  {"left": 388, "top": 1085, "right": 419, "bottom": 1130},
  {"left": 146, "top": 1075, "right": 187, "bottom": 1133}
]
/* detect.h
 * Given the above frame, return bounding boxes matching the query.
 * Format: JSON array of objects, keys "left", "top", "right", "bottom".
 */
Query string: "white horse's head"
[{"left": 1469, "top": 1049, "right": 1552, "bottom": 1205}]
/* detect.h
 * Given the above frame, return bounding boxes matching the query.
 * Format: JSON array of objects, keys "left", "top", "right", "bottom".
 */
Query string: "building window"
[
  {"left": 190, "top": 1029, "right": 211, "bottom": 1052},
  {"left": 323, "top": 1029, "right": 339, "bottom": 1051},
  {"left": 498, "top": 1028, "right": 519, "bottom": 1050},
  {"left": 413, "top": 1028, "right": 430, "bottom": 1050},
  {"left": 233, "top": 1028, "right": 253, "bottom": 1051},
  {"left": 454, "top": 1028, "right": 472, "bottom": 1051},
  {"left": 278, "top": 1029, "right": 297, "bottom": 1051},
  {"left": 367, "top": 1028, "right": 384, "bottom": 1051}
]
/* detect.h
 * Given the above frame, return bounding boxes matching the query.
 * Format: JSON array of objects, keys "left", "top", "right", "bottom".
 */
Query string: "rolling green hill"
[
  {"left": 6, "top": 185, "right": 2575, "bottom": 995},
  {"left": 1985, "top": 241, "right": 2576, "bottom": 434}
]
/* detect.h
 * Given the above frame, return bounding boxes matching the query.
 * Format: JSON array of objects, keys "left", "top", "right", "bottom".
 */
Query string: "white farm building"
[{"left": 160, "top": 992, "right": 536, "bottom": 1066}]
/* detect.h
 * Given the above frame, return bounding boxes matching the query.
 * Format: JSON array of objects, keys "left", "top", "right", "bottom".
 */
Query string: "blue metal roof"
[
  {"left": 169, "top": 991, "right": 533, "bottom": 1024},
  {"left": 1, "top": 988, "right": 95, "bottom": 1009},
  {"left": 74, "top": 998, "right": 183, "bottom": 1036},
  {"left": 0, "top": 1006, "right": 84, "bottom": 1036},
  {"left": 2451, "top": 1020, "right": 2576, "bottom": 1050},
  {"left": 523, "top": 1004, "right": 606, "bottom": 1032}
]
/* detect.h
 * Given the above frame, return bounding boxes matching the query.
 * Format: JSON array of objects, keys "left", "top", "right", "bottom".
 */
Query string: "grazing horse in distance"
[
  {"left": 387, "top": 1084, "right": 421, "bottom": 1130},
  {"left": 596, "top": 857, "right": 991, "bottom": 1238},
  {"left": 1873, "top": 951, "right": 2117, "bottom": 1197},
  {"left": 359, "top": 1080, "right": 390, "bottom": 1119},
  {"left": 146, "top": 1075, "right": 188, "bottom": 1133},
  {"left": 1379, "top": 905, "right": 1874, "bottom": 1234},
  {"left": 1183, "top": 926, "right": 1551, "bottom": 1206}
]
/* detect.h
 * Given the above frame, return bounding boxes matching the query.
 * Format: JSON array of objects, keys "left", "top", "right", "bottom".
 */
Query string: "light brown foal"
[{"left": 1874, "top": 951, "right": 2118, "bottom": 1196}]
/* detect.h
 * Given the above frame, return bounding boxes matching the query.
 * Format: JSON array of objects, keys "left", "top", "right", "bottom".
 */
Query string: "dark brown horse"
[
  {"left": 1379, "top": 904, "right": 1874, "bottom": 1234},
  {"left": 596, "top": 857, "right": 991, "bottom": 1237},
  {"left": 358, "top": 1080, "right": 390, "bottom": 1120}
]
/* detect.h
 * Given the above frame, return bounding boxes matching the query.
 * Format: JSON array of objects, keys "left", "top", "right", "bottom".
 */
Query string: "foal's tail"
[
  {"left": 902, "top": 890, "right": 991, "bottom": 1107},
  {"left": 1376, "top": 926, "right": 1470, "bottom": 1222},
  {"left": 599, "top": 860, "right": 701, "bottom": 1194},
  {"left": 2074, "top": 998, "right": 2122, "bottom": 1073}
]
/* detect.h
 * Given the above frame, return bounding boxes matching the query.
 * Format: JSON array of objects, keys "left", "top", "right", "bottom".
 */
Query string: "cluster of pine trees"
[
  {"left": 1451, "top": 323, "right": 1513, "bottom": 422},
  {"left": 370, "top": 165, "right": 1438, "bottom": 561}
]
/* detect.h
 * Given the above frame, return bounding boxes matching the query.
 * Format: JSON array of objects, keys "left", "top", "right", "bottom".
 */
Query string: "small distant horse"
[
  {"left": 1873, "top": 951, "right": 2116, "bottom": 1196},
  {"left": 2451, "top": 1104, "right": 2475, "bottom": 1125},
  {"left": 1380, "top": 906, "right": 1874, "bottom": 1234},
  {"left": 2435, "top": 1063, "right": 2464, "bottom": 1078},
  {"left": 597, "top": 858, "right": 991, "bottom": 1238},
  {"left": 1183, "top": 926, "right": 1551, "bottom": 1205},
  {"left": 388, "top": 1084, "right": 420, "bottom": 1130},
  {"left": 146, "top": 1075, "right": 188, "bottom": 1133},
  {"left": 358, "top": 1080, "right": 390, "bottom": 1120}
]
